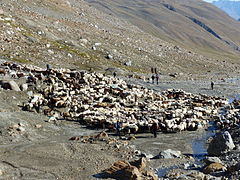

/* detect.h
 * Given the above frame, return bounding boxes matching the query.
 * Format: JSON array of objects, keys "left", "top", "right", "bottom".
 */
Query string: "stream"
[{"left": 156, "top": 122, "right": 217, "bottom": 178}]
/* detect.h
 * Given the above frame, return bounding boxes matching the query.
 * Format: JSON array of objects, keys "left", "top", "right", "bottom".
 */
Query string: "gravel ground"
[{"left": 0, "top": 72, "right": 240, "bottom": 179}]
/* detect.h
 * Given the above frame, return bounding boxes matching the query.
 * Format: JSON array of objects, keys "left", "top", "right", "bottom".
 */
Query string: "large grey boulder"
[
  {"left": 207, "top": 131, "right": 235, "bottom": 156},
  {"left": 0, "top": 80, "right": 21, "bottom": 91},
  {"left": 159, "top": 149, "right": 182, "bottom": 159},
  {"left": 203, "top": 157, "right": 223, "bottom": 165}
]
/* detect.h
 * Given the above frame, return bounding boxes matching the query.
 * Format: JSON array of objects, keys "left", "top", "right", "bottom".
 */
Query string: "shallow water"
[
  {"left": 156, "top": 122, "right": 217, "bottom": 178},
  {"left": 191, "top": 122, "right": 216, "bottom": 161}
]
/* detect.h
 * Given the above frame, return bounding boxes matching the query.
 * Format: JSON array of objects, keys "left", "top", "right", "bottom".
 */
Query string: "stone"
[
  {"left": 79, "top": 38, "right": 88, "bottom": 44},
  {"left": 203, "top": 163, "right": 227, "bottom": 174},
  {"left": 207, "top": 131, "right": 235, "bottom": 156},
  {"left": 159, "top": 149, "right": 182, "bottom": 159},
  {"left": 20, "top": 84, "right": 28, "bottom": 91},
  {"left": 104, "top": 160, "right": 142, "bottom": 180},
  {"left": 124, "top": 61, "right": 132, "bottom": 66},
  {"left": 130, "top": 158, "right": 147, "bottom": 172},
  {"left": 35, "top": 124, "right": 42, "bottom": 128},
  {"left": 16, "top": 127, "right": 25, "bottom": 132},
  {"left": 27, "top": 91, "right": 33, "bottom": 97},
  {"left": 106, "top": 54, "right": 113, "bottom": 59},
  {"left": 0, "top": 80, "right": 20, "bottom": 91},
  {"left": 140, "top": 153, "right": 154, "bottom": 159},
  {"left": 188, "top": 171, "right": 205, "bottom": 179},
  {"left": 203, "top": 157, "right": 223, "bottom": 165},
  {"left": 95, "top": 131, "right": 108, "bottom": 140},
  {"left": 143, "top": 170, "right": 158, "bottom": 180}
]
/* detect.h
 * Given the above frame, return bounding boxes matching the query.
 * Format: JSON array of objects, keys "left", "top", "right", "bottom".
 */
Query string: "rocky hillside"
[
  {"left": 86, "top": 0, "right": 240, "bottom": 66},
  {"left": 213, "top": 0, "right": 240, "bottom": 20},
  {"left": 0, "top": 0, "right": 240, "bottom": 77}
]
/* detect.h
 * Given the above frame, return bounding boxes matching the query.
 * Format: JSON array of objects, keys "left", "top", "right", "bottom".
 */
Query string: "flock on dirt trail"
[{"left": 0, "top": 61, "right": 238, "bottom": 135}]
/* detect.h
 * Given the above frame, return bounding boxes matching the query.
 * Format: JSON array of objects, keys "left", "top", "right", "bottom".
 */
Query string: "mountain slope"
[
  {"left": 85, "top": 0, "right": 240, "bottom": 61},
  {"left": 213, "top": 0, "right": 240, "bottom": 20},
  {"left": 0, "top": 0, "right": 240, "bottom": 77}
]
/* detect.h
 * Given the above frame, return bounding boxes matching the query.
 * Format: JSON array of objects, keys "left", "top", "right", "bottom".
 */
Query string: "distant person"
[
  {"left": 114, "top": 120, "right": 121, "bottom": 138},
  {"left": 211, "top": 81, "right": 214, "bottom": 90},
  {"left": 46, "top": 64, "right": 52, "bottom": 77},
  {"left": 151, "top": 121, "right": 159, "bottom": 138},
  {"left": 46, "top": 64, "right": 52, "bottom": 71},
  {"left": 113, "top": 72, "right": 116, "bottom": 78},
  {"left": 154, "top": 68, "right": 157, "bottom": 74},
  {"left": 151, "top": 74, "right": 155, "bottom": 84},
  {"left": 151, "top": 67, "right": 154, "bottom": 74},
  {"left": 156, "top": 73, "right": 159, "bottom": 85}
]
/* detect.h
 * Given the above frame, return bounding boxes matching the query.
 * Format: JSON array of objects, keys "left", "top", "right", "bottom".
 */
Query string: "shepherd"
[
  {"left": 151, "top": 121, "right": 159, "bottom": 138},
  {"left": 211, "top": 81, "right": 214, "bottom": 90}
]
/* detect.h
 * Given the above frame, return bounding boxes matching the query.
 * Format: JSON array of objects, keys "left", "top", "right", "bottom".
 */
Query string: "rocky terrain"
[
  {"left": 86, "top": 0, "right": 240, "bottom": 62},
  {"left": 1, "top": 0, "right": 240, "bottom": 179},
  {"left": 0, "top": 60, "right": 239, "bottom": 179},
  {"left": 1, "top": 0, "right": 240, "bottom": 78}
]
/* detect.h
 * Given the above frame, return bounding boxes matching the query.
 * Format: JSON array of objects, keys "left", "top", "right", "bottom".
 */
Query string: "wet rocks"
[
  {"left": 158, "top": 149, "right": 182, "bottom": 159},
  {"left": 203, "top": 157, "right": 223, "bottom": 165},
  {"left": 203, "top": 162, "right": 227, "bottom": 174},
  {"left": 207, "top": 131, "right": 235, "bottom": 156}
]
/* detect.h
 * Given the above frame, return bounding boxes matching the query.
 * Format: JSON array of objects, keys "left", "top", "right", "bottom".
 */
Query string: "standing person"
[
  {"left": 155, "top": 73, "right": 159, "bottom": 85},
  {"left": 151, "top": 74, "right": 155, "bottom": 84},
  {"left": 211, "top": 81, "right": 214, "bottom": 90},
  {"left": 151, "top": 67, "right": 154, "bottom": 74},
  {"left": 154, "top": 68, "right": 157, "bottom": 74},
  {"left": 114, "top": 120, "right": 121, "bottom": 138},
  {"left": 113, "top": 72, "right": 116, "bottom": 78},
  {"left": 151, "top": 121, "right": 159, "bottom": 138}
]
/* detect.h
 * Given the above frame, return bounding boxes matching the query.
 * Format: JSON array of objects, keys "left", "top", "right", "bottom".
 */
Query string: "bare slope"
[
  {"left": 85, "top": 0, "right": 240, "bottom": 61},
  {"left": 0, "top": 0, "right": 240, "bottom": 77}
]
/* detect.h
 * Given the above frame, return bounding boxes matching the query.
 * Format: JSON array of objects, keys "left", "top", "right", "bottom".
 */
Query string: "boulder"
[
  {"left": 20, "top": 84, "right": 28, "bottom": 91},
  {"left": 130, "top": 157, "right": 147, "bottom": 172},
  {"left": 95, "top": 131, "right": 108, "bottom": 140},
  {"left": 0, "top": 80, "right": 20, "bottom": 91},
  {"left": 207, "top": 131, "right": 235, "bottom": 156},
  {"left": 203, "top": 163, "right": 227, "bottom": 174},
  {"left": 143, "top": 170, "right": 158, "bottom": 180},
  {"left": 106, "top": 54, "right": 113, "bottom": 59},
  {"left": 104, "top": 160, "right": 142, "bottom": 180},
  {"left": 159, "top": 149, "right": 182, "bottom": 159},
  {"left": 203, "top": 157, "right": 223, "bottom": 165},
  {"left": 124, "top": 61, "right": 132, "bottom": 66}
]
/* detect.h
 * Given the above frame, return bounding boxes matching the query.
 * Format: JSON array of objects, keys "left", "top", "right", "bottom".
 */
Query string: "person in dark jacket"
[
  {"left": 211, "top": 81, "right": 214, "bottom": 90},
  {"left": 114, "top": 120, "right": 121, "bottom": 138},
  {"left": 151, "top": 121, "right": 159, "bottom": 138}
]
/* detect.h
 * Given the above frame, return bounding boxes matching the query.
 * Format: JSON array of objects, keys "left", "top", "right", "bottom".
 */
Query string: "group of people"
[{"left": 151, "top": 67, "right": 160, "bottom": 85}]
